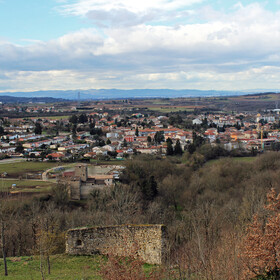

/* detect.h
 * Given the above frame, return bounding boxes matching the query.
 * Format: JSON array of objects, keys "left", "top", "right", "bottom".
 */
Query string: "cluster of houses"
[{"left": 0, "top": 108, "right": 279, "bottom": 160}]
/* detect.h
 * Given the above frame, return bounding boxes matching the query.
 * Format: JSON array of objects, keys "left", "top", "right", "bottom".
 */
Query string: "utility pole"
[{"left": 78, "top": 92, "right": 81, "bottom": 108}]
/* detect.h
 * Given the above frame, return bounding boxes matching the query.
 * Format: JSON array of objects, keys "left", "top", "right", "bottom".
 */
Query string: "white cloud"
[
  {"left": 58, "top": 0, "right": 202, "bottom": 27},
  {"left": 0, "top": 70, "right": 99, "bottom": 92},
  {"left": 1, "top": 2, "right": 280, "bottom": 91},
  {"left": 60, "top": 0, "right": 203, "bottom": 16},
  {"left": 2, "top": 65, "right": 280, "bottom": 93}
]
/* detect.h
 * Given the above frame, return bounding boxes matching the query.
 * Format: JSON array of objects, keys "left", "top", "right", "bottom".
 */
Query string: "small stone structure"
[
  {"left": 65, "top": 164, "right": 114, "bottom": 200},
  {"left": 66, "top": 224, "right": 167, "bottom": 265}
]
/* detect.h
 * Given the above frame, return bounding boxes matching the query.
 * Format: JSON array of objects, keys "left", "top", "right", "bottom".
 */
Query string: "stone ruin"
[
  {"left": 66, "top": 224, "right": 167, "bottom": 265},
  {"left": 63, "top": 164, "right": 122, "bottom": 200}
]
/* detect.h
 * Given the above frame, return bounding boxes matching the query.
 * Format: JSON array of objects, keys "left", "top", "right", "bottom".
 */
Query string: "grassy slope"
[{"left": 1, "top": 255, "right": 102, "bottom": 280}]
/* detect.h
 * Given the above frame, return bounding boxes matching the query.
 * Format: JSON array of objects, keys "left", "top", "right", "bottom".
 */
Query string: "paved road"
[
  {"left": 42, "top": 168, "right": 52, "bottom": 181},
  {"left": 42, "top": 165, "right": 73, "bottom": 181}
]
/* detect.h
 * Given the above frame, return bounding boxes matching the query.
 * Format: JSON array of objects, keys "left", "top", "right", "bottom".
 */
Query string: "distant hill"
[
  {"left": 0, "top": 89, "right": 278, "bottom": 100},
  {"left": 0, "top": 95, "right": 67, "bottom": 103}
]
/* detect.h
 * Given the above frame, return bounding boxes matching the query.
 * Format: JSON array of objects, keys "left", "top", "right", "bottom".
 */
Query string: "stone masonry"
[
  {"left": 66, "top": 164, "right": 115, "bottom": 200},
  {"left": 66, "top": 224, "right": 167, "bottom": 265}
]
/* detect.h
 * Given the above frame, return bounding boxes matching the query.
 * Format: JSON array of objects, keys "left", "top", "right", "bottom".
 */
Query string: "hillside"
[
  {"left": 0, "top": 89, "right": 260, "bottom": 100},
  {"left": 0, "top": 96, "right": 67, "bottom": 103}
]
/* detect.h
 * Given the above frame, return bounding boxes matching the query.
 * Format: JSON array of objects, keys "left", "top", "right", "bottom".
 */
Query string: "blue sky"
[
  {"left": 0, "top": 0, "right": 280, "bottom": 92},
  {"left": 0, "top": 0, "right": 92, "bottom": 44}
]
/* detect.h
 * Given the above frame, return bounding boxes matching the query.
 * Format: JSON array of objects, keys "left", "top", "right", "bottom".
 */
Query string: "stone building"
[
  {"left": 66, "top": 164, "right": 114, "bottom": 200},
  {"left": 66, "top": 224, "right": 167, "bottom": 265}
]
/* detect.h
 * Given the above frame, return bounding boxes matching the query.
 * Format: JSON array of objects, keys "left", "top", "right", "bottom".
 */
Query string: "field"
[
  {"left": 232, "top": 156, "right": 258, "bottom": 162},
  {"left": 0, "top": 161, "right": 62, "bottom": 177},
  {"left": 1, "top": 255, "right": 102, "bottom": 280},
  {"left": 206, "top": 156, "right": 258, "bottom": 166},
  {"left": 90, "top": 159, "right": 125, "bottom": 165},
  {"left": 29, "top": 115, "right": 70, "bottom": 120},
  {"left": 44, "top": 115, "right": 70, "bottom": 120},
  {"left": 133, "top": 92, "right": 280, "bottom": 112},
  {"left": 148, "top": 106, "right": 194, "bottom": 113},
  {"left": 0, "top": 254, "right": 156, "bottom": 280},
  {"left": 0, "top": 179, "right": 56, "bottom": 192}
]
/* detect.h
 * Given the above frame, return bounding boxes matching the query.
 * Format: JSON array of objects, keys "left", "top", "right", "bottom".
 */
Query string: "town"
[{"left": 1, "top": 94, "right": 280, "bottom": 164}]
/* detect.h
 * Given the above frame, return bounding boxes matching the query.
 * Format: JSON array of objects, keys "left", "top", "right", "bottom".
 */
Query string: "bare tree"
[{"left": 0, "top": 196, "right": 16, "bottom": 277}]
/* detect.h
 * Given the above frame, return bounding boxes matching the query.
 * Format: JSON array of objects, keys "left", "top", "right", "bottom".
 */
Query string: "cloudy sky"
[{"left": 0, "top": 0, "right": 280, "bottom": 92}]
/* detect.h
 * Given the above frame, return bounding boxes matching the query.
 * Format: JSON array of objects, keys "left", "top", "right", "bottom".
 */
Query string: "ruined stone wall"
[{"left": 66, "top": 225, "right": 167, "bottom": 265}]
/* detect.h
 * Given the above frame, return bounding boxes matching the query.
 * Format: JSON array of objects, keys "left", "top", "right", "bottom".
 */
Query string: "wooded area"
[{"left": 1, "top": 152, "right": 280, "bottom": 279}]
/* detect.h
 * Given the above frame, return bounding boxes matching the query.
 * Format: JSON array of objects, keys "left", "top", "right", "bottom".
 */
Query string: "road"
[{"left": 42, "top": 165, "right": 74, "bottom": 181}]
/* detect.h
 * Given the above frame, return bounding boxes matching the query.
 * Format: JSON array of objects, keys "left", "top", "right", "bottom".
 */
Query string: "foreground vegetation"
[
  {"left": 1, "top": 255, "right": 102, "bottom": 280},
  {"left": 1, "top": 152, "right": 280, "bottom": 279}
]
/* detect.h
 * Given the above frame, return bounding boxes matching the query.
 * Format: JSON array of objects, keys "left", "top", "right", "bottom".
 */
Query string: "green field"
[
  {"left": 206, "top": 156, "right": 257, "bottom": 166},
  {"left": 148, "top": 107, "right": 194, "bottom": 113},
  {"left": 0, "top": 255, "right": 102, "bottom": 280},
  {"left": 45, "top": 115, "right": 70, "bottom": 120},
  {"left": 232, "top": 156, "right": 258, "bottom": 162},
  {"left": 29, "top": 115, "right": 70, "bottom": 120},
  {"left": 90, "top": 159, "right": 125, "bottom": 165},
  {"left": 0, "top": 161, "right": 61, "bottom": 177},
  {"left": 0, "top": 179, "right": 56, "bottom": 192},
  {"left": 150, "top": 99, "right": 172, "bottom": 105}
]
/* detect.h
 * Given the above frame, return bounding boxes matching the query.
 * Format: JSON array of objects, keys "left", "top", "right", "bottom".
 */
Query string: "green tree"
[
  {"left": 69, "top": 114, "right": 78, "bottom": 124},
  {"left": 141, "top": 176, "right": 158, "bottom": 201},
  {"left": 201, "top": 117, "right": 208, "bottom": 128},
  {"left": 166, "top": 141, "right": 174, "bottom": 156},
  {"left": 90, "top": 128, "right": 103, "bottom": 136},
  {"left": 98, "top": 139, "right": 105, "bottom": 147},
  {"left": 148, "top": 175, "right": 158, "bottom": 199},
  {"left": 71, "top": 124, "right": 77, "bottom": 139},
  {"left": 187, "top": 143, "right": 196, "bottom": 154},
  {"left": 193, "top": 131, "right": 205, "bottom": 148},
  {"left": 78, "top": 113, "right": 88, "bottom": 124},
  {"left": 169, "top": 114, "right": 182, "bottom": 126},
  {"left": 123, "top": 139, "right": 127, "bottom": 147},
  {"left": 15, "top": 143, "right": 24, "bottom": 153},
  {"left": 34, "top": 122, "right": 42, "bottom": 135},
  {"left": 135, "top": 127, "right": 139, "bottom": 137},
  {"left": 174, "top": 140, "right": 183, "bottom": 155},
  {"left": 89, "top": 120, "right": 96, "bottom": 129},
  {"left": 166, "top": 137, "right": 173, "bottom": 144},
  {"left": 154, "top": 131, "right": 164, "bottom": 144}
]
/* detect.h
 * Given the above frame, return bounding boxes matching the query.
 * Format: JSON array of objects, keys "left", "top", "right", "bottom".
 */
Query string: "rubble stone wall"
[{"left": 66, "top": 224, "right": 167, "bottom": 265}]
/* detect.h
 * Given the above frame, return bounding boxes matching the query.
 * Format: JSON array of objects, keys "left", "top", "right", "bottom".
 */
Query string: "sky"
[{"left": 0, "top": 0, "right": 280, "bottom": 92}]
